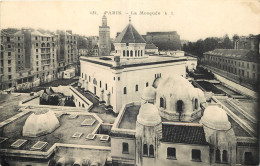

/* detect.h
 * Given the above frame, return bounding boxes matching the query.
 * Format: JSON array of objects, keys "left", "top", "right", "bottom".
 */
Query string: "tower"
[{"left": 99, "top": 15, "right": 111, "bottom": 56}]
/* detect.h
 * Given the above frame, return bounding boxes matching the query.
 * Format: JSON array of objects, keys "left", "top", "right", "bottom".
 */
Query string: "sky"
[{"left": 1, "top": 0, "right": 260, "bottom": 41}]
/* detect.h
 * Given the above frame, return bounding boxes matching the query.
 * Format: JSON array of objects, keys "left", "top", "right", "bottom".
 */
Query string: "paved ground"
[{"left": 0, "top": 93, "right": 30, "bottom": 122}]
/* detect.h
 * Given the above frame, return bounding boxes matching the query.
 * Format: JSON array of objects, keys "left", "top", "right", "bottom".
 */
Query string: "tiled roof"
[
  {"left": 114, "top": 23, "right": 146, "bottom": 43},
  {"left": 161, "top": 123, "right": 208, "bottom": 145},
  {"left": 145, "top": 43, "right": 158, "bottom": 49},
  {"left": 204, "top": 49, "right": 260, "bottom": 62}
]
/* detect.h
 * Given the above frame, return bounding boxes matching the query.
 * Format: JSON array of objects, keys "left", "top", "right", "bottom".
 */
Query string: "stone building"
[
  {"left": 144, "top": 31, "right": 182, "bottom": 51},
  {"left": 80, "top": 18, "right": 187, "bottom": 113},
  {"left": 0, "top": 31, "right": 17, "bottom": 90},
  {"left": 99, "top": 15, "right": 111, "bottom": 56},
  {"left": 56, "top": 30, "right": 78, "bottom": 78}
]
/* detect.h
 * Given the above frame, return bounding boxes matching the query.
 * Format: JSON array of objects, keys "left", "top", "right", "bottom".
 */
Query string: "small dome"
[
  {"left": 23, "top": 110, "right": 60, "bottom": 137},
  {"left": 200, "top": 106, "right": 231, "bottom": 130},
  {"left": 141, "top": 86, "right": 156, "bottom": 101},
  {"left": 137, "top": 103, "right": 161, "bottom": 126}
]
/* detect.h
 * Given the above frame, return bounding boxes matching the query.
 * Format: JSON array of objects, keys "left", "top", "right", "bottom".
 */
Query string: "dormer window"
[{"left": 126, "top": 43, "right": 129, "bottom": 46}]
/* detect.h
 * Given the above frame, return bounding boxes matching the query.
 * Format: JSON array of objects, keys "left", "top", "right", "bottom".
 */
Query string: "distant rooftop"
[{"left": 204, "top": 49, "right": 260, "bottom": 62}]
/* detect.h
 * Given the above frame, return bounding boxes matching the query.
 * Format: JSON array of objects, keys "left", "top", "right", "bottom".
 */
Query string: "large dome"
[
  {"left": 23, "top": 109, "right": 60, "bottom": 137},
  {"left": 141, "top": 86, "right": 156, "bottom": 101},
  {"left": 137, "top": 103, "right": 161, "bottom": 126},
  {"left": 200, "top": 106, "right": 231, "bottom": 130},
  {"left": 157, "top": 75, "right": 197, "bottom": 100}
]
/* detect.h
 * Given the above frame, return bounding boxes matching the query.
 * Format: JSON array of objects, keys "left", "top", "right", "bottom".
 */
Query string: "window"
[
  {"left": 7, "top": 37, "right": 10, "bottom": 41},
  {"left": 143, "top": 144, "right": 148, "bottom": 156},
  {"left": 126, "top": 43, "right": 129, "bottom": 46},
  {"left": 194, "top": 98, "right": 198, "bottom": 109},
  {"left": 118, "top": 77, "right": 120, "bottom": 81},
  {"left": 36, "top": 43, "right": 38, "bottom": 47},
  {"left": 123, "top": 87, "right": 127, "bottom": 94},
  {"left": 130, "top": 50, "right": 133, "bottom": 57},
  {"left": 222, "top": 150, "right": 228, "bottom": 163},
  {"left": 35, "top": 37, "right": 38, "bottom": 40},
  {"left": 160, "top": 97, "right": 165, "bottom": 108},
  {"left": 127, "top": 50, "right": 129, "bottom": 57},
  {"left": 36, "top": 55, "right": 38, "bottom": 59},
  {"left": 8, "top": 52, "right": 11, "bottom": 57},
  {"left": 100, "top": 81, "right": 102, "bottom": 88},
  {"left": 8, "top": 67, "right": 11, "bottom": 72},
  {"left": 36, "top": 49, "right": 38, "bottom": 53},
  {"left": 89, "top": 76, "right": 91, "bottom": 82},
  {"left": 192, "top": 149, "right": 201, "bottom": 161},
  {"left": 146, "top": 82, "right": 149, "bottom": 87},
  {"left": 18, "top": 43, "right": 20, "bottom": 47},
  {"left": 18, "top": 49, "right": 20, "bottom": 53},
  {"left": 122, "top": 142, "right": 129, "bottom": 153},
  {"left": 123, "top": 50, "right": 125, "bottom": 57},
  {"left": 177, "top": 100, "right": 184, "bottom": 121},
  {"left": 215, "top": 149, "right": 221, "bottom": 163},
  {"left": 8, "top": 75, "right": 12, "bottom": 80},
  {"left": 8, "top": 60, "right": 11, "bottom": 64},
  {"left": 105, "top": 83, "right": 107, "bottom": 90},
  {"left": 135, "top": 85, "right": 138, "bottom": 92},
  {"left": 167, "top": 147, "right": 176, "bottom": 159},
  {"left": 149, "top": 145, "right": 154, "bottom": 157},
  {"left": 244, "top": 152, "right": 254, "bottom": 165}
]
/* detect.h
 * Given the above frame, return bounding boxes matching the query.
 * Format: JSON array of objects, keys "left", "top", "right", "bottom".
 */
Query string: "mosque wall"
[
  {"left": 81, "top": 58, "right": 186, "bottom": 113},
  {"left": 236, "top": 145, "right": 259, "bottom": 165},
  {"left": 157, "top": 142, "right": 210, "bottom": 165}
]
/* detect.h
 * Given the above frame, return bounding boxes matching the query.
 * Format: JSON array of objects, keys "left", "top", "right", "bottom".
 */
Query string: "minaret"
[{"left": 99, "top": 15, "right": 111, "bottom": 56}]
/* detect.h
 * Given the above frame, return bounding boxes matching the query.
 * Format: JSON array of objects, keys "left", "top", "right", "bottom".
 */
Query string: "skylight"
[
  {"left": 81, "top": 119, "right": 96, "bottom": 126},
  {"left": 11, "top": 139, "right": 27, "bottom": 148},
  {"left": 31, "top": 141, "right": 48, "bottom": 151},
  {"left": 86, "top": 133, "right": 96, "bottom": 140},
  {"left": 100, "top": 135, "right": 110, "bottom": 142},
  {"left": 72, "top": 132, "right": 83, "bottom": 138},
  {"left": 0, "top": 137, "right": 8, "bottom": 144},
  {"left": 69, "top": 114, "right": 78, "bottom": 119}
]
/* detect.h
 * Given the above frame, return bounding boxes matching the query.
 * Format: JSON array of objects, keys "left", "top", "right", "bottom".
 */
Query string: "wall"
[
  {"left": 111, "top": 137, "right": 136, "bottom": 165},
  {"left": 236, "top": 145, "right": 259, "bottom": 165},
  {"left": 156, "top": 142, "right": 210, "bottom": 166}
]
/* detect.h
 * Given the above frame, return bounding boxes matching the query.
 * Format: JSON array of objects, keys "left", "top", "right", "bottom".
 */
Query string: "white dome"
[
  {"left": 200, "top": 106, "right": 231, "bottom": 130},
  {"left": 23, "top": 110, "right": 60, "bottom": 137},
  {"left": 141, "top": 86, "right": 156, "bottom": 101},
  {"left": 157, "top": 75, "right": 197, "bottom": 100},
  {"left": 137, "top": 103, "right": 161, "bottom": 126}
]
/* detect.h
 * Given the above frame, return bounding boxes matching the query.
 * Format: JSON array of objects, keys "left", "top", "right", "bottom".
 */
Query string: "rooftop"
[
  {"left": 114, "top": 23, "right": 146, "bottom": 43},
  {"left": 80, "top": 55, "right": 187, "bottom": 68},
  {"left": 0, "top": 93, "right": 30, "bottom": 122},
  {"left": 0, "top": 112, "right": 110, "bottom": 152},
  {"left": 204, "top": 49, "right": 260, "bottom": 62},
  {"left": 161, "top": 123, "right": 208, "bottom": 145}
]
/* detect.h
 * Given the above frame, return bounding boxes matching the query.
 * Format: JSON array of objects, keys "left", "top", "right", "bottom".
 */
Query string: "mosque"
[
  {"left": 80, "top": 17, "right": 187, "bottom": 113},
  {"left": 0, "top": 16, "right": 258, "bottom": 166},
  {"left": 110, "top": 75, "right": 258, "bottom": 166}
]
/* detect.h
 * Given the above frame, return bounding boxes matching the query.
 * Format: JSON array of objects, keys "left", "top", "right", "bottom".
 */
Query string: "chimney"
[{"left": 113, "top": 55, "right": 120, "bottom": 67}]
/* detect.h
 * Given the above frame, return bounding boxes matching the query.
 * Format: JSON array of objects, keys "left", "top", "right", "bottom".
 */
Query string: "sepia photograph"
[{"left": 0, "top": 0, "right": 259, "bottom": 165}]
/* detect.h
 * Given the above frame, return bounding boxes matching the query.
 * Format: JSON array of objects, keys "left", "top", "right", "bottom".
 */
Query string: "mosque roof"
[
  {"left": 114, "top": 23, "right": 146, "bottom": 43},
  {"left": 161, "top": 123, "right": 208, "bottom": 145},
  {"left": 141, "top": 86, "right": 156, "bottom": 101}
]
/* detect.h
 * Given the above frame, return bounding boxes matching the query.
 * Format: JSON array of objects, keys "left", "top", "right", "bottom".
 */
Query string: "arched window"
[
  {"left": 141, "top": 50, "right": 143, "bottom": 56},
  {"left": 160, "top": 97, "right": 165, "bottom": 108},
  {"left": 215, "top": 149, "right": 221, "bottom": 163},
  {"left": 138, "top": 50, "right": 140, "bottom": 56},
  {"left": 47, "top": 43, "right": 50, "bottom": 47},
  {"left": 195, "top": 98, "right": 198, "bottom": 109},
  {"left": 127, "top": 50, "right": 129, "bottom": 57},
  {"left": 41, "top": 43, "right": 45, "bottom": 47},
  {"left": 135, "top": 85, "right": 138, "bottom": 92},
  {"left": 89, "top": 76, "right": 91, "bottom": 82},
  {"left": 149, "top": 145, "right": 154, "bottom": 157},
  {"left": 100, "top": 81, "right": 102, "bottom": 88},
  {"left": 85, "top": 74, "right": 87, "bottom": 80},
  {"left": 143, "top": 144, "right": 148, "bottom": 156},
  {"left": 222, "top": 150, "right": 228, "bottom": 163},
  {"left": 79, "top": 102, "right": 81, "bottom": 107},
  {"left": 105, "top": 83, "right": 107, "bottom": 90},
  {"left": 82, "top": 104, "right": 85, "bottom": 108},
  {"left": 130, "top": 50, "right": 133, "bottom": 57},
  {"left": 146, "top": 82, "right": 149, "bottom": 87},
  {"left": 177, "top": 100, "right": 184, "bottom": 121},
  {"left": 135, "top": 50, "right": 137, "bottom": 57},
  {"left": 123, "top": 87, "right": 127, "bottom": 94},
  {"left": 123, "top": 50, "right": 125, "bottom": 57},
  {"left": 93, "top": 78, "right": 97, "bottom": 85}
]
